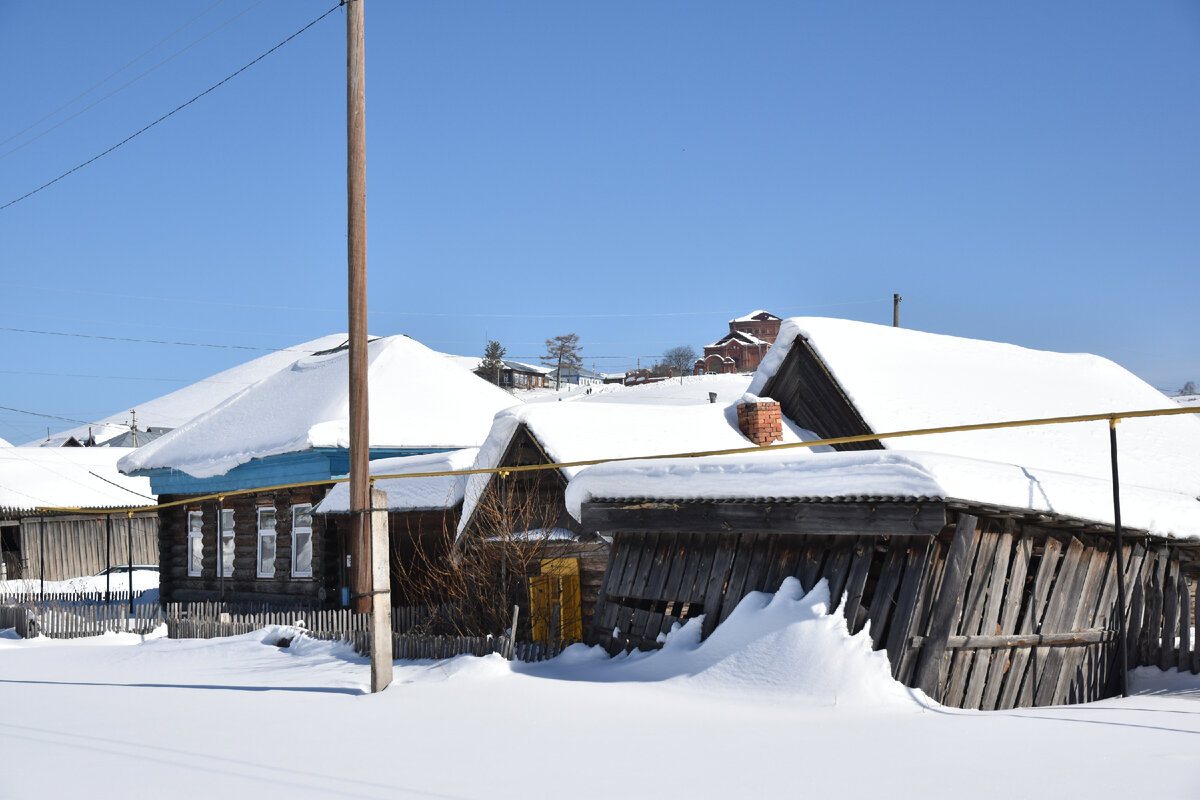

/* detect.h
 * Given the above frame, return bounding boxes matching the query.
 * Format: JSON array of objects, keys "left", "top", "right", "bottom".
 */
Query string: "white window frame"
[
  {"left": 218, "top": 508, "right": 235, "bottom": 578},
  {"left": 186, "top": 510, "right": 204, "bottom": 577},
  {"left": 291, "top": 504, "right": 313, "bottom": 578},
  {"left": 256, "top": 507, "right": 277, "bottom": 579}
]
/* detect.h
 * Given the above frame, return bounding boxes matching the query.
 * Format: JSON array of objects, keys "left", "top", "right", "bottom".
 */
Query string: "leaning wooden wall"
[
  {"left": 18, "top": 514, "right": 158, "bottom": 581},
  {"left": 591, "top": 517, "right": 1197, "bottom": 709}
]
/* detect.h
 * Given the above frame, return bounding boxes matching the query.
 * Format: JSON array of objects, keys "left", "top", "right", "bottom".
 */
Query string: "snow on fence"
[{"left": 162, "top": 602, "right": 571, "bottom": 662}]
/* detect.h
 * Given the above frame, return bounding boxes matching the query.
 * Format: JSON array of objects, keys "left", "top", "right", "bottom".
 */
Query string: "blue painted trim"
[{"left": 136, "top": 447, "right": 449, "bottom": 495}]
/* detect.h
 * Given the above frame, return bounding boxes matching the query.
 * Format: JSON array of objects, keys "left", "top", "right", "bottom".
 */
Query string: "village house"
[
  {"left": 694, "top": 310, "right": 781, "bottom": 374},
  {"left": 118, "top": 335, "right": 518, "bottom": 607},
  {"left": 569, "top": 318, "right": 1200, "bottom": 709},
  {"left": 0, "top": 446, "right": 158, "bottom": 583}
]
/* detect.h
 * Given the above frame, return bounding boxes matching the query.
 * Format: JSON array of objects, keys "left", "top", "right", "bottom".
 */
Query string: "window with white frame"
[
  {"left": 292, "top": 504, "right": 313, "bottom": 578},
  {"left": 219, "top": 508, "right": 235, "bottom": 578},
  {"left": 256, "top": 507, "right": 276, "bottom": 578},
  {"left": 186, "top": 511, "right": 203, "bottom": 577}
]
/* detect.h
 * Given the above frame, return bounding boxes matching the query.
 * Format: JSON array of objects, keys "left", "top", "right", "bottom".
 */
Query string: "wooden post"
[
  {"left": 893, "top": 293, "right": 901, "bottom": 327},
  {"left": 39, "top": 515, "right": 45, "bottom": 607},
  {"left": 912, "top": 514, "right": 978, "bottom": 699},
  {"left": 104, "top": 514, "right": 111, "bottom": 603},
  {"left": 1109, "top": 420, "right": 1129, "bottom": 697},
  {"left": 346, "top": 0, "right": 371, "bottom": 617},
  {"left": 127, "top": 513, "right": 134, "bottom": 618}
]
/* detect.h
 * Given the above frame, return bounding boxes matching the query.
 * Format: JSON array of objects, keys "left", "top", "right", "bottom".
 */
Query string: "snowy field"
[{"left": 2, "top": 580, "right": 1197, "bottom": 799}]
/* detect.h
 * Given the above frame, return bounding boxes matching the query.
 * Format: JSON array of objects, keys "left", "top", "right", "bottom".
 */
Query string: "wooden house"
[
  {"left": 0, "top": 447, "right": 158, "bottom": 582},
  {"left": 457, "top": 400, "right": 819, "bottom": 635},
  {"left": 119, "top": 335, "right": 518, "bottom": 607},
  {"left": 569, "top": 319, "right": 1200, "bottom": 709}
]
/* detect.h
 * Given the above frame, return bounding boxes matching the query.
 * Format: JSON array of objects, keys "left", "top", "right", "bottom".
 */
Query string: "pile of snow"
[
  {"left": 0, "top": 446, "right": 154, "bottom": 511},
  {"left": 0, "top": 435, "right": 11, "bottom": 447},
  {"left": 119, "top": 336, "right": 519, "bottom": 479},
  {"left": 314, "top": 448, "right": 478, "bottom": 513},
  {"left": 536, "top": 577, "right": 912, "bottom": 706},
  {"left": 460, "top": 401, "right": 824, "bottom": 535},
  {"left": 32, "top": 334, "right": 352, "bottom": 447},
  {"left": 751, "top": 318, "right": 1200, "bottom": 499},
  {"left": 1174, "top": 394, "right": 1200, "bottom": 408}
]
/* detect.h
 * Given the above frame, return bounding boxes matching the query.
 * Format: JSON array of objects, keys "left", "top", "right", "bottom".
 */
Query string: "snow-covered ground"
[
  {"left": 523, "top": 372, "right": 752, "bottom": 405},
  {"left": 0, "top": 567, "right": 159, "bottom": 597},
  {"left": 2, "top": 579, "right": 1196, "bottom": 799}
]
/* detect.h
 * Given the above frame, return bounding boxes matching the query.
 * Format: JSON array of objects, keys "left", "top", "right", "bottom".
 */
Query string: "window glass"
[
  {"left": 219, "top": 509, "right": 235, "bottom": 578},
  {"left": 292, "top": 504, "right": 313, "bottom": 578},
  {"left": 257, "top": 507, "right": 276, "bottom": 578},
  {"left": 186, "top": 511, "right": 203, "bottom": 576}
]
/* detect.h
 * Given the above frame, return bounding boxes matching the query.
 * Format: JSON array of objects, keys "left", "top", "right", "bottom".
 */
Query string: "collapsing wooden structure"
[
  {"left": 1, "top": 512, "right": 158, "bottom": 582},
  {"left": 584, "top": 498, "right": 1198, "bottom": 709}
]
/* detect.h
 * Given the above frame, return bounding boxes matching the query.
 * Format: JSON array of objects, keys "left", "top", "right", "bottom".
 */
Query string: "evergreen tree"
[{"left": 478, "top": 340, "right": 506, "bottom": 385}]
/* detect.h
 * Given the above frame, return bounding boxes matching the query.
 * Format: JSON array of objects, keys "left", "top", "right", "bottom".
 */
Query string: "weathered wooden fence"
[
  {"left": 162, "top": 602, "right": 572, "bottom": 662},
  {"left": 591, "top": 513, "right": 1198, "bottom": 709},
  {"left": 0, "top": 599, "right": 161, "bottom": 638},
  {"left": 0, "top": 590, "right": 147, "bottom": 605}
]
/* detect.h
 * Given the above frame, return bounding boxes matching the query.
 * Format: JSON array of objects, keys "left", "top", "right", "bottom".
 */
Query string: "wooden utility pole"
[
  {"left": 346, "top": 0, "right": 392, "bottom": 693},
  {"left": 893, "top": 293, "right": 902, "bottom": 328}
]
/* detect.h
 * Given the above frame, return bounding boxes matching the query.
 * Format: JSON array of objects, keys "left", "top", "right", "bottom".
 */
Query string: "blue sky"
[{"left": 2, "top": 1, "right": 1198, "bottom": 444}]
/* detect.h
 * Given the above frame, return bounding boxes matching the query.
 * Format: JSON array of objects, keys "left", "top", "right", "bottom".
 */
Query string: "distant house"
[
  {"left": 572, "top": 318, "right": 1200, "bottom": 709},
  {"left": 0, "top": 447, "right": 158, "bottom": 583},
  {"left": 557, "top": 366, "right": 606, "bottom": 388},
  {"left": 119, "top": 335, "right": 519, "bottom": 607},
  {"left": 694, "top": 310, "right": 781, "bottom": 374}
]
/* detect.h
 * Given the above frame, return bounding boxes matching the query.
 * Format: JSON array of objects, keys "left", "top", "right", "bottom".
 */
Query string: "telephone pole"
[
  {"left": 346, "top": 0, "right": 392, "bottom": 693},
  {"left": 893, "top": 293, "right": 902, "bottom": 328}
]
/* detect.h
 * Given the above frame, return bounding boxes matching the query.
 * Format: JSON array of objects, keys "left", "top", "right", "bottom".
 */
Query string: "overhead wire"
[{"left": 0, "top": 2, "right": 343, "bottom": 213}]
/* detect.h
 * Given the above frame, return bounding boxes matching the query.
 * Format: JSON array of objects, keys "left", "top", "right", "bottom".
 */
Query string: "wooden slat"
[
  {"left": 641, "top": 533, "right": 679, "bottom": 638},
  {"left": 1177, "top": 573, "right": 1191, "bottom": 674},
  {"left": 699, "top": 533, "right": 737, "bottom": 640},
  {"left": 1144, "top": 547, "right": 1168, "bottom": 666},
  {"left": 761, "top": 535, "right": 799, "bottom": 596},
  {"left": 981, "top": 531, "right": 1031, "bottom": 710},
  {"left": 996, "top": 534, "right": 1064, "bottom": 710},
  {"left": 945, "top": 524, "right": 1001, "bottom": 707},
  {"left": 718, "top": 534, "right": 757, "bottom": 623},
  {"left": 913, "top": 514, "right": 979, "bottom": 699},
  {"left": 1160, "top": 555, "right": 1180, "bottom": 671},
  {"left": 841, "top": 537, "right": 874, "bottom": 635},
  {"left": 1044, "top": 540, "right": 1111, "bottom": 706},
  {"left": 889, "top": 537, "right": 937, "bottom": 684},
  {"left": 963, "top": 526, "right": 1013, "bottom": 709},
  {"left": 866, "top": 537, "right": 907, "bottom": 650},
  {"left": 795, "top": 535, "right": 828, "bottom": 594},
  {"left": 742, "top": 532, "right": 776, "bottom": 597},
  {"left": 1023, "top": 536, "right": 1087, "bottom": 708}
]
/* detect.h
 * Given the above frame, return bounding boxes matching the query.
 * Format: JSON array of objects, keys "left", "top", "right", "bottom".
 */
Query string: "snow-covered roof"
[
  {"left": 119, "top": 336, "right": 520, "bottom": 479},
  {"left": 749, "top": 318, "right": 1200, "bottom": 501},
  {"left": 565, "top": 448, "right": 1200, "bottom": 539},
  {"left": 313, "top": 448, "right": 478, "bottom": 514},
  {"left": 0, "top": 436, "right": 11, "bottom": 447},
  {"left": 459, "top": 401, "right": 824, "bottom": 534},
  {"left": 0, "top": 447, "right": 155, "bottom": 513},
  {"left": 707, "top": 330, "right": 772, "bottom": 348},
  {"left": 730, "top": 309, "right": 779, "bottom": 323},
  {"left": 32, "top": 334, "right": 352, "bottom": 448}
]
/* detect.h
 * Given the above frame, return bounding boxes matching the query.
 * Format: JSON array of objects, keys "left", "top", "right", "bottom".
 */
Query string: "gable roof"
[
  {"left": 706, "top": 330, "right": 772, "bottom": 349},
  {"left": 749, "top": 317, "right": 1200, "bottom": 500},
  {"left": 313, "top": 448, "right": 478, "bottom": 514},
  {"left": 730, "top": 310, "right": 780, "bottom": 323},
  {"left": 119, "top": 335, "right": 520, "bottom": 479},
  {"left": 459, "top": 400, "right": 824, "bottom": 535},
  {"left": 0, "top": 447, "right": 155, "bottom": 514}
]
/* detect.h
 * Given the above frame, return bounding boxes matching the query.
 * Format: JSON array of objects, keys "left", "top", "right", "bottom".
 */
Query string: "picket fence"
[{"left": 0, "top": 599, "right": 160, "bottom": 638}]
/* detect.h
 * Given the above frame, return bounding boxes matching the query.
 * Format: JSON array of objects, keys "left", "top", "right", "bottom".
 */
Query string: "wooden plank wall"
[
  {"left": 591, "top": 521, "right": 1198, "bottom": 709},
  {"left": 18, "top": 514, "right": 158, "bottom": 581}
]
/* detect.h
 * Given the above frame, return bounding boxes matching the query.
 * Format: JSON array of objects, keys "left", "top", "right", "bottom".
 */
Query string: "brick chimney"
[{"left": 737, "top": 400, "right": 783, "bottom": 446}]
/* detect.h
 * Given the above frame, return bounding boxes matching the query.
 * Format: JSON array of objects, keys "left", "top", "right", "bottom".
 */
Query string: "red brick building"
[{"left": 694, "top": 310, "right": 781, "bottom": 374}]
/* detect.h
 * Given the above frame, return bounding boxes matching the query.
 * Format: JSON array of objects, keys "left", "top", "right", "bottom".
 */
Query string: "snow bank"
[
  {"left": 0, "top": 446, "right": 154, "bottom": 511},
  {"left": 119, "top": 336, "right": 519, "bottom": 479},
  {"left": 523, "top": 372, "right": 752, "bottom": 405},
  {"left": 537, "top": 577, "right": 914, "bottom": 706},
  {"left": 313, "top": 448, "right": 478, "bottom": 513},
  {"left": 749, "top": 317, "right": 1200, "bottom": 499}
]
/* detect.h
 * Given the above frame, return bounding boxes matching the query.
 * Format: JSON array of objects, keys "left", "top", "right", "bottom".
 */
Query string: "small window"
[
  {"left": 292, "top": 504, "right": 313, "bottom": 578},
  {"left": 218, "top": 509, "right": 235, "bottom": 578},
  {"left": 257, "top": 507, "right": 276, "bottom": 578},
  {"left": 187, "top": 511, "right": 203, "bottom": 577}
]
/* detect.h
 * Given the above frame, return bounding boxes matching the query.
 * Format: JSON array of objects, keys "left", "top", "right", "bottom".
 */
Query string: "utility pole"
[
  {"left": 346, "top": 0, "right": 391, "bottom": 693},
  {"left": 893, "top": 293, "right": 902, "bottom": 328}
]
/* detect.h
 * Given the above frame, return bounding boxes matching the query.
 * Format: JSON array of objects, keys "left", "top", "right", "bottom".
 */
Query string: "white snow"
[
  {"left": 0, "top": 568, "right": 159, "bottom": 597},
  {"left": 314, "top": 449, "right": 479, "bottom": 514},
  {"left": 566, "top": 448, "right": 1200, "bottom": 538},
  {"left": 0, "top": 446, "right": 154, "bottom": 512},
  {"left": 523, "top": 372, "right": 753, "bottom": 405},
  {"left": 750, "top": 318, "right": 1200, "bottom": 499},
  {"left": 1, "top": 579, "right": 1197, "bottom": 798},
  {"left": 730, "top": 309, "right": 778, "bottom": 323},
  {"left": 0, "top": 436, "right": 11, "bottom": 447},
  {"left": 460, "top": 401, "right": 824, "bottom": 535},
  {"left": 30, "top": 334, "right": 353, "bottom": 448},
  {"left": 118, "top": 336, "right": 519, "bottom": 479},
  {"left": 1175, "top": 394, "right": 1200, "bottom": 408}
]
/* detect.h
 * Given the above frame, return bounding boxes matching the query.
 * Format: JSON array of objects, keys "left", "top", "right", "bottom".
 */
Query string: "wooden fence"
[
  {"left": 0, "top": 599, "right": 160, "bottom": 638},
  {"left": 0, "top": 590, "right": 147, "bottom": 605}
]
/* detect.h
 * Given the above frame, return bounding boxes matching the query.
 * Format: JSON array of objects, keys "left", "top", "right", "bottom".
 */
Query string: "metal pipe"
[
  {"left": 105, "top": 514, "right": 112, "bottom": 603},
  {"left": 127, "top": 514, "right": 134, "bottom": 618},
  {"left": 1109, "top": 420, "right": 1130, "bottom": 698}
]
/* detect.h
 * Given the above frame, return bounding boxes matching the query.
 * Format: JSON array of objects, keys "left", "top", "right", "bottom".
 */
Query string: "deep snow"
[{"left": 1, "top": 579, "right": 1197, "bottom": 799}]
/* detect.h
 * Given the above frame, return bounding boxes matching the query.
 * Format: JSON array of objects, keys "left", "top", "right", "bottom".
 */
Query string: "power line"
[
  {"left": 0, "top": 0, "right": 239, "bottom": 154},
  {"left": 0, "top": 2, "right": 342, "bottom": 213},
  {"left": 0, "top": 406, "right": 97, "bottom": 426},
  {"left": 0, "top": 326, "right": 303, "bottom": 352}
]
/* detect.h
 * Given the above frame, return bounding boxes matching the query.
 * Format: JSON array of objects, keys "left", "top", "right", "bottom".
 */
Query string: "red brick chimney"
[{"left": 737, "top": 400, "right": 783, "bottom": 446}]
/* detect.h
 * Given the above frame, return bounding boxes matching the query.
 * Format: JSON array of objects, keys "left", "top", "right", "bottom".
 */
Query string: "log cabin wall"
[
  {"left": 159, "top": 487, "right": 337, "bottom": 606},
  {"left": 758, "top": 336, "right": 881, "bottom": 452},
  {"left": 588, "top": 507, "right": 1198, "bottom": 709},
  {"left": 16, "top": 513, "right": 158, "bottom": 581}
]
